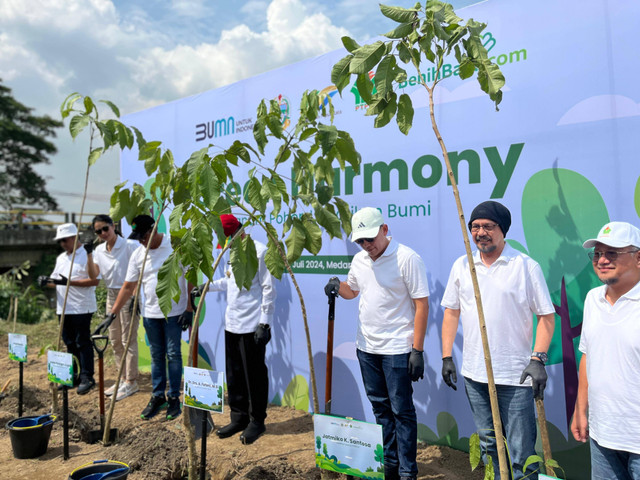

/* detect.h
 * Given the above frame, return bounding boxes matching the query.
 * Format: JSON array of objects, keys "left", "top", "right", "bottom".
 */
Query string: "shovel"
[
  {"left": 88, "top": 334, "right": 118, "bottom": 444},
  {"left": 325, "top": 287, "right": 338, "bottom": 415}
]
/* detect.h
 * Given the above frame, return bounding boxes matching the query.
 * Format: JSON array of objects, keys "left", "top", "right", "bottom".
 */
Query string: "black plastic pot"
[
  {"left": 6, "top": 414, "right": 56, "bottom": 459},
  {"left": 68, "top": 460, "right": 130, "bottom": 480}
]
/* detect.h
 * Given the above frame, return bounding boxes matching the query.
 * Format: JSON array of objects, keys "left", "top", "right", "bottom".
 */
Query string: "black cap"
[
  {"left": 128, "top": 215, "right": 155, "bottom": 240},
  {"left": 468, "top": 201, "right": 511, "bottom": 236}
]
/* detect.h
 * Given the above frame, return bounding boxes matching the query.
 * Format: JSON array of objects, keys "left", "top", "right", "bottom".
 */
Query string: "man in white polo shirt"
[
  {"left": 324, "top": 207, "right": 429, "bottom": 480},
  {"left": 440, "top": 201, "right": 555, "bottom": 480},
  {"left": 571, "top": 221, "right": 640, "bottom": 479}
]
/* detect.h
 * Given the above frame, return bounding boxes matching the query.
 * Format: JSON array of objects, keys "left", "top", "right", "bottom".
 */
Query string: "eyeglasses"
[
  {"left": 355, "top": 237, "right": 376, "bottom": 246},
  {"left": 470, "top": 222, "right": 499, "bottom": 233},
  {"left": 588, "top": 249, "right": 639, "bottom": 263},
  {"left": 94, "top": 225, "right": 110, "bottom": 235}
]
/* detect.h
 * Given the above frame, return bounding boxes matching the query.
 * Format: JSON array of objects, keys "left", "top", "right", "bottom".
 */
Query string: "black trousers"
[
  {"left": 224, "top": 330, "right": 268, "bottom": 425},
  {"left": 60, "top": 313, "right": 95, "bottom": 381}
]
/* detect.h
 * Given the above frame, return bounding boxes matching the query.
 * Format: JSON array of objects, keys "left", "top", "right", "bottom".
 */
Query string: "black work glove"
[
  {"left": 254, "top": 323, "right": 272, "bottom": 346},
  {"left": 51, "top": 275, "right": 68, "bottom": 286},
  {"left": 191, "top": 284, "right": 207, "bottom": 297},
  {"left": 408, "top": 348, "right": 424, "bottom": 381},
  {"left": 93, "top": 313, "right": 116, "bottom": 336},
  {"left": 178, "top": 310, "right": 193, "bottom": 331},
  {"left": 37, "top": 275, "right": 50, "bottom": 288},
  {"left": 520, "top": 358, "right": 547, "bottom": 399},
  {"left": 324, "top": 277, "right": 340, "bottom": 297},
  {"left": 442, "top": 356, "right": 458, "bottom": 391},
  {"left": 83, "top": 242, "right": 94, "bottom": 254},
  {"left": 128, "top": 296, "right": 140, "bottom": 316}
]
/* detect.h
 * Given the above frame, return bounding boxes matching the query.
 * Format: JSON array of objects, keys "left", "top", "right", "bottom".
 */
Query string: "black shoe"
[
  {"left": 216, "top": 422, "right": 248, "bottom": 439},
  {"left": 385, "top": 467, "right": 400, "bottom": 480},
  {"left": 240, "top": 422, "right": 266, "bottom": 445},
  {"left": 77, "top": 378, "right": 96, "bottom": 395},
  {"left": 140, "top": 395, "right": 167, "bottom": 420},
  {"left": 166, "top": 396, "right": 181, "bottom": 420}
]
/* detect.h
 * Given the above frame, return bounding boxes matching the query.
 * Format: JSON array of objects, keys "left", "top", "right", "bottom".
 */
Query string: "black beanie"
[{"left": 468, "top": 201, "right": 511, "bottom": 236}]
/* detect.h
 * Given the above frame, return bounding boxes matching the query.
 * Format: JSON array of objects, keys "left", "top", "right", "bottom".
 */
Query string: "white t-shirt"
[
  {"left": 579, "top": 281, "right": 640, "bottom": 454},
  {"left": 93, "top": 236, "right": 138, "bottom": 289},
  {"left": 441, "top": 243, "right": 555, "bottom": 386},
  {"left": 52, "top": 248, "right": 97, "bottom": 315},
  {"left": 346, "top": 238, "right": 430, "bottom": 355},
  {"left": 207, "top": 240, "right": 276, "bottom": 334},
  {"left": 125, "top": 235, "right": 187, "bottom": 318}
]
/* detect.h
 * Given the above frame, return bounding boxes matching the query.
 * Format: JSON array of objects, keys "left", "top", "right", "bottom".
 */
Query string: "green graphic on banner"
[{"left": 290, "top": 256, "right": 353, "bottom": 274}]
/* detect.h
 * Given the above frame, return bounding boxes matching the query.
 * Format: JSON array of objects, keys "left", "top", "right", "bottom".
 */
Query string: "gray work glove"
[
  {"left": 520, "top": 359, "right": 547, "bottom": 399},
  {"left": 254, "top": 324, "right": 271, "bottom": 346},
  {"left": 442, "top": 356, "right": 458, "bottom": 391},
  {"left": 93, "top": 313, "right": 116, "bottom": 336},
  {"left": 83, "top": 242, "right": 94, "bottom": 254},
  {"left": 324, "top": 277, "right": 340, "bottom": 297},
  {"left": 408, "top": 348, "right": 424, "bottom": 381},
  {"left": 191, "top": 284, "right": 207, "bottom": 297},
  {"left": 51, "top": 275, "right": 68, "bottom": 286},
  {"left": 37, "top": 275, "right": 50, "bottom": 288},
  {"left": 178, "top": 310, "right": 193, "bottom": 331}
]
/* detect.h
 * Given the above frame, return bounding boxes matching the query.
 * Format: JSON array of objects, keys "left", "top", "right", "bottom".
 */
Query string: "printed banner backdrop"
[{"left": 120, "top": 1, "right": 639, "bottom": 478}]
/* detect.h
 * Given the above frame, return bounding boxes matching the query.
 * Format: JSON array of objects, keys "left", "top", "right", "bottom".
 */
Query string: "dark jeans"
[
  {"left": 591, "top": 438, "right": 640, "bottom": 480},
  {"left": 464, "top": 377, "right": 537, "bottom": 480},
  {"left": 143, "top": 316, "right": 183, "bottom": 398},
  {"left": 357, "top": 349, "right": 417, "bottom": 478},
  {"left": 60, "top": 313, "right": 95, "bottom": 381},
  {"left": 225, "top": 330, "right": 269, "bottom": 425}
]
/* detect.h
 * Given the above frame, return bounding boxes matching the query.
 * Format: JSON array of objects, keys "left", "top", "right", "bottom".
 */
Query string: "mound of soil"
[{"left": 0, "top": 335, "right": 481, "bottom": 479}]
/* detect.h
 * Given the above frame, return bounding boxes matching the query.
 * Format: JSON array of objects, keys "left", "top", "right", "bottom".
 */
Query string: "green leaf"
[
  {"left": 144, "top": 148, "right": 161, "bottom": 176},
  {"left": 88, "top": 147, "right": 104, "bottom": 166},
  {"left": 374, "top": 92, "right": 397, "bottom": 128},
  {"left": 374, "top": 55, "right": 397, "bottom": 97},
  {"left": 247, "top": 177, "right": 267, "bottom": 213},
  {"left": 230, "top": 236, "right": 259, "bottom": 290},
  {"left": 469, "top": 433, "right": 481, "bottom": 471},
  {"left": 349, "top": 41, "right": 386, "bottom": 75},
  {"left": 315, "top": 183, "right": 333, "bottom": 205},
  {"left": 365, "top": 95, "right": 388, "bottom": 117},
  {"left": 100, "top": 99, "right": 121, "bottom": 118},
  {"left": 83, "top": 96, "right": 95, "bottom": 115},
  {"left": 484, "top": 457, "right": 493, "bottom": 480},
  {"left": 458, "top": 58, "right": 475, "bottom": 79},
  {"left": 169, "top": 204, "right": 184, "bottom": 232},
  {"left": 228, "top": 140, "right": 251, "bottom": 163},
  {"left": 315, "top": 205, "right": 342, "bottom": 238},
  {"left": 131, "top": 126, "right": 146, "bottom": 149},
  {"left": 69, "top": 114, "right": 90, "bottom": 139},
  {"left": 253, "top": 118, "right": 268, "bottom": 154},
  {"left": 355, "top": 72, "right": 374, "bottom": 105},
  {"left": 265, "top": 240, "right": 285, "bottom": 280},
  {"left": 199, "top": 165, "right": 220, "bottom": 208},
  {"left": 331, "top": 53, "right": 354, "bottom": 94},
  {"left": 317, "top": 124, "right": 339, "bottom": 157},
  {"left": 380, "top": 4, "right": 418, "bottom": 23},
  {"left": 334, "top": 197, "right": 352, "bottom": 236},
  {"left": 384, "top": 23, "right": 414, "bottom": 39},
  {"left": 341, "top": 36, "right": 361, "bottom": 53},
  {"left": 138, "top": 141, "right": 162, "bottom": 160},
  {"left": 397, "top": 42, "right": 412, "bottom": 64},
  {"left": 523, "top": 455, "right": 543, "bottom": 474},
  {"left": 396, "top": 93, "right": 414, "bottom": 135},
  {"left": 60, "top": 92, "right": 81, "bottom": 119},
  {"left": 156, "top": 251, "right": 183, "bottom": 317},
  {"left": 301, "top": 214, "right": 322, "bottom": 255},
  {"left": 285, "top": 219, "right": 306, "bottom": 263}
]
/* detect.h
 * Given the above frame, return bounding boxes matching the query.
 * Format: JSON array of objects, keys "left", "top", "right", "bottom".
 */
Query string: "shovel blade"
[
  {"left": 188, "top": 408, "right": 214, "bottom": 440},
  {"left": 88, "top": 428, "right": 119, "bottom": 444}
]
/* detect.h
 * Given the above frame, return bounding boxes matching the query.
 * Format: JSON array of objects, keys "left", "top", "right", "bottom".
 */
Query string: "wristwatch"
[{"left": 531, "top": 351, "right": 548, "bottom": 365}]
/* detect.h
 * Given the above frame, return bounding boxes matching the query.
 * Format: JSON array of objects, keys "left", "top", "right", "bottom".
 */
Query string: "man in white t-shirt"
[
  {"left": 39, "top": 223, "right": 100, "bottom": 395},
  {"left": 108, "top": 215, "right": 193, "bottom": 421},
  {"left": 194, "top": 214, "right": 276, "bottom": 445},
  {"left": 440, "top": 201, "right": 555, "bottom": 480},
  {"left": 324, "top": 207, "right": 429, "bottom": 480},
  {"left": 572, "top": 221, "right": 640, "bottom": 479}
]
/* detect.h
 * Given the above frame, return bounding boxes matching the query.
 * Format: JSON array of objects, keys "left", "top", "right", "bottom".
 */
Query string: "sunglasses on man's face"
[
  {"left": 94, "top": 225, "right": 110, "bottom": 235},
  {"left": 355, "top": 237, "right": 376, "bottom": 246}
]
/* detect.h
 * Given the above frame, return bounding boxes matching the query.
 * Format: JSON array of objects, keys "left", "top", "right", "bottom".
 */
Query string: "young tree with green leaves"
[{"left": 331, "top": 1, "right": 513, "bottom": 478}]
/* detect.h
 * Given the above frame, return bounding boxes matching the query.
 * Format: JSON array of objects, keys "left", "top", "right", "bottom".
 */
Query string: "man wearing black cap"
[
  {"left": 106, "top": 214, "right": 193, "bottom": 421},
  {"left": 440, "top": 201, "right": 555, "bottom": 480}
]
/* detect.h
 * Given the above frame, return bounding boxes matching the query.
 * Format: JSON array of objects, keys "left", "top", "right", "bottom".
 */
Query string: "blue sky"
[{"left": 0, "top": 0, "right": 480, "bottom": 213}]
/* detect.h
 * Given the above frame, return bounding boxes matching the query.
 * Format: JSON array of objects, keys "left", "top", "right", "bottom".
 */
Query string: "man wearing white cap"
[
  {"left": 572, "top": 221, "right": 640, "bottom": 479},
  {"left": 38, "top": 223, "right": 99, "bottom": 394},
  {"left": 324, "top": 207, "right": 429, "bottom": 480}
]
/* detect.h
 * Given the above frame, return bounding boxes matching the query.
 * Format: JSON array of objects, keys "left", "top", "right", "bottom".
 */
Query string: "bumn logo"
[{"left": 195, "top": 116, "right": 235, "bottom": 142}]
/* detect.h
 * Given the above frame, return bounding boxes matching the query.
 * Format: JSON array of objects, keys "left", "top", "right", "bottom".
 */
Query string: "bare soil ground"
[{"left": 0, "top": 329, "right": 482, "bottom": 480}]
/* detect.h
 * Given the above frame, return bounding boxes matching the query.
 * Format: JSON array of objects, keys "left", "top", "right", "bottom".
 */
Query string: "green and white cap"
[{"left": 583, "top": 221, "right": 640, "bottom": 249}]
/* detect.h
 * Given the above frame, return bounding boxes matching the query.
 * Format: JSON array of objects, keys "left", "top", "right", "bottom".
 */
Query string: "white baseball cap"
[
  {"left": 54, "top": 223, "right": 78, "bottom": 241},
  {"left": 583, "top": 221, "right": 640, "bottom": 249},
  {"left": 351, "top": 207, "right": 383, "bottom": 242}
]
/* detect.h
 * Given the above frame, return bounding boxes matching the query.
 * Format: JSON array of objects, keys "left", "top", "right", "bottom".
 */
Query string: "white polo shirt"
[
  {"left": 52, "top": 248, "right": 97, "bottom": 315},
  {"left": 207, "top": 240, "right": 276, "bottom": 334},
  {"left": 93, "top": 236, "right": 138, "bottom": 289},
  {"left": 346, "top": 238, "right": 430, "bottom": 355},
  {"left": 441, "top": 243, "right": 555, "bottom": 386},
  {"left": 579, "top": 281, "right": 640, "bottom": 454},
  {"left": 125, "top": 234, "right": 187, "bottom": 318}
]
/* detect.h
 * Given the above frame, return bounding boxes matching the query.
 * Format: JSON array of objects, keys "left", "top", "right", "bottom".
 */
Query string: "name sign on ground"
[
  {"left": 8, "top": 333, "right": 27, "bottom": 362},
  {"left": 183, "top": 366, "right": 224, "bottom": 413}
]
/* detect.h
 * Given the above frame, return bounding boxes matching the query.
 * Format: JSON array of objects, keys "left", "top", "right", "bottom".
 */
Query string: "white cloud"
[{"left": 557, "top": 94, "right": 640, "bottom": 126}]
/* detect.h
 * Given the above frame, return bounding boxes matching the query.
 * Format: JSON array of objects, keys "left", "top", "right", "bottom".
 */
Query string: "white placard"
[
  {"left": 183, "top": 366, "right": 224, "bottom": 413},
  {"left": 47, "top": 351, "right": 74, "bottom": 386},
  {"left": 8, "top": 333, "right": 27, "bottom": 362}
]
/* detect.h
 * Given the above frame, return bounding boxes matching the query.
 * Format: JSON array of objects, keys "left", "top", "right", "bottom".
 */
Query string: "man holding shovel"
[
  {"left": 572, "top": 222, "right": 640, "bottom": 479},
  {"left": 193, "top": 214, "right": 276, "bottom": 445},
  {"left": 440, "top": 201, "right": 555, "bottom": 480},
  {"left": 324, "top": 207, "right": 429, "bottom": 480}
]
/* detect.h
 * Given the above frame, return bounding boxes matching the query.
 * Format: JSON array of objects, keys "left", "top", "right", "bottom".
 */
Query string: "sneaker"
[
  {"left": 166, "top": 396, "right": 181, "bottom": 420},
  {"left": 239, "top": 421, "right": 266, "bottom": 445},
  {"left": 104, "top": 384, "right": 117, "bottom": 396},
  {"left": 115, "top": 381, "right": 139, "bottom": 401},
  {"left": 140, "top": 395, "right": 167, "bottom": 420},
  {"left": 77, "top": 378, "right": 96, "bottom": 395}
]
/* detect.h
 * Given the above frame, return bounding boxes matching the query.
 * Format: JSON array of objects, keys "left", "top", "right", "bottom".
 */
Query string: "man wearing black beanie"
[{"left": 440, "top": 201, "right": 555, "bottom": 480}]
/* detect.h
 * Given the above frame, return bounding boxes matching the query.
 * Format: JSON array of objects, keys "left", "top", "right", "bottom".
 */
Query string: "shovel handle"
[{"left": 91, "top": 334, "right": 109, "bottom": 355}]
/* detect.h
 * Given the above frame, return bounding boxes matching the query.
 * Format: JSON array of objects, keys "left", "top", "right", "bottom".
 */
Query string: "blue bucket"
[{"left": 68, "top": 460, "right": 130, "bottom": 480}]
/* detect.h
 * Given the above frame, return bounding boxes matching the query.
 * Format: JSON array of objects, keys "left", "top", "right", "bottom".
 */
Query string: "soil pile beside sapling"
[{"left": 0, "top": 320, "right": 482, "bottom": 479}]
